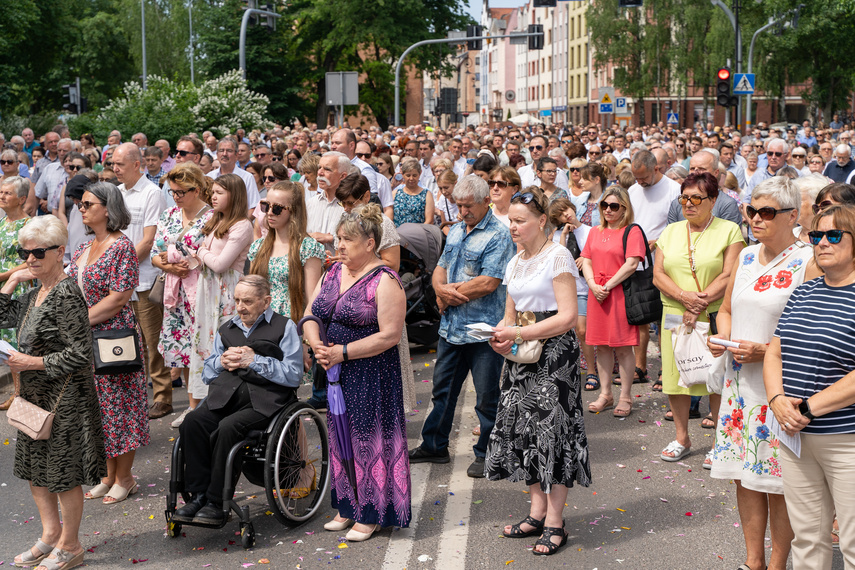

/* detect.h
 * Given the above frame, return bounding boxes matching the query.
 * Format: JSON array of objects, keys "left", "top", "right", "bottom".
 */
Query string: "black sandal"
[
  {"left": 633, "top": 367, "right": 649, "bottom": 383},
  {"left": 532, "top": 523, "right": 568, "bottom": 556},
  {"left": 584, "top": 374, "right": 600, "bottom": 391},
  {"left": 502, "top": 515, "right": 545, "bottom": 538},
  {"left": 652, "top": 370, "right": 663, "bottom": 391}
]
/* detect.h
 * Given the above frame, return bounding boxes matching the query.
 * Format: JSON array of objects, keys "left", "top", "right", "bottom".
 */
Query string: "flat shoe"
[
  {"left": 84, "top": 483, "right": 111, "bottom": 500},
  {"left": 660, "top": 440, "right": 691, "bottom": 462},
  {"left": 345, "top": 524, "right": 380, "bottom": 542},
  {"left": 102, "top": 482, "right": 139, "bottom": 505},
  {"left": 14, "top": 539, "right": 54, "bottom": 567},
  {"left": 324, "top": 517, "right": 354, "bottom": 531},
  {"left": 587, "top": 395, "right": 614, "bottom": 413},
  {"left": 35, "top": 548, "right": 83, "bottom": 570}
]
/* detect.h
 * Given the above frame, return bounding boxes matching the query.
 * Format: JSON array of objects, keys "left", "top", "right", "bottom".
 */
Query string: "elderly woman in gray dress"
[{"left": 0, "top": 215, "right": 105, "bottom": 570}]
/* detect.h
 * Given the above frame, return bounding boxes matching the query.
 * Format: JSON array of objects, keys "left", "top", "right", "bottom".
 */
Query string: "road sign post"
[{"left": 326, "top": 72, "right": 359, "bottom": 128}]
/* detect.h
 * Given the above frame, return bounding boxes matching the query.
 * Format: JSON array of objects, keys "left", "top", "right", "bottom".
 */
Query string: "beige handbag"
[
  {"left": 505, "top": 310, "right": 545, "bottom": 364},
  {"left": 5, "top": 295, "right": 72, "bottom": 440}
]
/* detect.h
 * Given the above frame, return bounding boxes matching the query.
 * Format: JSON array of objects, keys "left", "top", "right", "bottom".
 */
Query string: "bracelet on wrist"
[
  {"left": 768, "top": 393, "right": 785, "bottom": 406},
  {"left": 342, "top": 344, "right": 349, "bottom": 362}
]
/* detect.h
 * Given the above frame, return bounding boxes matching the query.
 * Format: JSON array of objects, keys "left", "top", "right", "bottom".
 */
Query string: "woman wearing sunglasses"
[
  {"left": 0, "top": 149, "right": 21, "bottom": 184},
  {"left": 567, "top": 157, "right": 587, "bottom": 201},
  {"left": 808, "top": 154, "right": 826, "bottom": 175},
  {"left": 2, "top": 215, "right": 106, "bottom": 570},
  {"left": 765, "top": 204, "right": 855, "bottom": 568},
  {"left": 653, "top": 172, "right": 744, "bottom": 466},
  {"left": 487, "top": 187, "right": 590, "bottom": 557},
  {"left": 707, "top": 177, "right": 818, "bottom": 570},
  {"left": 486, "top": 166, "right": 520, "bottom": 227},
  {"left": 580, "top": 186, "right": 646, "bottom": 417},
  {"left": 152, "top": 163, "right": 214, "bottom": 426}
]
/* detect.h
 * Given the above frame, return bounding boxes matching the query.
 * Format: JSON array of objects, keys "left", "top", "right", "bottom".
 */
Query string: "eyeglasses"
[
  {"left": 812, "top": 200, "right": 835, "bottom": 214},
  {"left": 271, "top": 156, "right": 282, "bottom": 161},
  {"left": 675, "top": 143, "right": 685, "bottom": 148},
  {"left": 259, "top": 201, "right": 289, "bottom": 215},
  {"left": 539, "top": 169, "right": 557, "bottom": 174},
  {"left": 808, "top": 229, "right": 852, "bottom": 245},
  {"left": 792, "top": 154, "right": 806, "bottom": 158},
  {"left": 255, "top": 153, "right": 269, "bottom": 158},
  {"left": 767, "top": 151, "right": 785, "bottom": 158},
  {"left": 569, "top": 167, "right": 581, "bottom": 172},
  {"left": 78, "top": 200, "right": 104, "bottom": 211},
  {"left": 529, "top": 145, "right": 543, "bottom": 151},
  {"left": 168, "top": 188, "right": 194, "bottom": 198},
  {"left": 0, "top": 160, "right": 15, "bottom": 166},
  {"left": 746, "top": 206, "right": 794, "bottom": 220},
  {"left": 599, "top": 202, "right": 623, "bottom": 212},
  {"left": 678, "top": 195, "right": 711, "bottom": 206},
  {"left": 355, "top": 153, "right": 371, "bottom": 159},
  {"left": 488, "top": 179, "right": 509, "bottom": 188},
  {"left": 588, "top": 152, "right": 601, "bottom": 156},
  {"left": 510, "top": 191, "right": 544, "bottom": 213},
  {"left": 17, "top": 245, "right": 59, "bottom": 260},
  {"left": 809, "top": 159, "right": 824, "bottom": 165},
  {"left": 176, "top": 150, "right": 198, "bottom": 157},
  {"left": 263, "top": 175, "right": 279, "bottom": 183},
  {"left": 561, "top": 139, "right": 572, "bottom": 144},
  {"left": 67, "top": 164, "right": 82, "bottom": 171}
]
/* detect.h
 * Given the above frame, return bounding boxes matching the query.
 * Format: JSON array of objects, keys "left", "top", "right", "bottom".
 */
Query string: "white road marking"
[{"left": 381, "top": 463, "right": 429, "bottom": 569}]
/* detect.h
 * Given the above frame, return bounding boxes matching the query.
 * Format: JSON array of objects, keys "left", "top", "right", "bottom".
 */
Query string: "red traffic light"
[{"left": 717, "top": 68, "right": 731, "bottom": 81}]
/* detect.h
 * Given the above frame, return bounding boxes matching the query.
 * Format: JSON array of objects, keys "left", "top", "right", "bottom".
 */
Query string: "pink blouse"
[{"left": 197, "top": 219, "right": 254, "bottom": 273}]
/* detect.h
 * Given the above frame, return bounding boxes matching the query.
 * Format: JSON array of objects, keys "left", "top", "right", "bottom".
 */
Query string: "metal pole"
[
  {"left": 141, "top": 0, "right": 147, "bottom": 90},
  {"left": 710, "top": 0, "right": 739, "bottom": 127},
  {"left": 394, "top": 32, "right": 543, "bottom": 126},
  {"left": 746, "top": 18, "right": 779, "bottom": 129},
  {"left": 189, "top": 0, "right": 195, "bottom": 84},
  {"left": 240, "top": 8, "right": 281, "bottom": 79}
]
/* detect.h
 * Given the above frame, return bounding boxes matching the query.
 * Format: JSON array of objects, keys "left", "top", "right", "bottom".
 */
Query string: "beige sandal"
[
  {"left": 14, "top": 539, "right": 54, "bottom": 567},
  {"left": 587, "top": 395, "right": 614, "bottom": 413},
  {"left": 102, "top": 482, "right": 139, "bottom": 505},
  {"left": 613, "top": 400, "right": 633, "bottom": 418},
  {"left": 84, "top": 483, "right": 111, "bottom": 500}
]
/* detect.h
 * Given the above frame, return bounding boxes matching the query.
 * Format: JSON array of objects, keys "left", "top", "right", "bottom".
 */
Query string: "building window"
[
  {"left": 570, "top": 76, "right": 574, "bottom": 99},
  {"left": 475, "top": 88, "right": 480, "bottom": 96},
  {"left": 475, "top": 57, "right": 480, "bottom": 65},
  {"left": 548, "top": 84, "right": 552, "bottom": 98}
]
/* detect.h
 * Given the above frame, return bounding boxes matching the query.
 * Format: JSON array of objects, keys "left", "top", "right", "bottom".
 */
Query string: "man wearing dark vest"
[{"left": 175, "top": 275, "right": 302, "bottom": 524}]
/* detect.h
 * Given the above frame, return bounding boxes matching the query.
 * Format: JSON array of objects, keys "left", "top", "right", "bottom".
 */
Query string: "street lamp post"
[
  {"left": 239, "top": 8, "right": 281, "bottom": 80},
  {"left": 141, "top": 0, "right": 147, "bottom": 90},
  {"left": 189, "top": 0, "right": 195, "bottom": 84}
]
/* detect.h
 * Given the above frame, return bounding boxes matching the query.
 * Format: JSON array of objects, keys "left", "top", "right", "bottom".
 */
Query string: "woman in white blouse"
[{"left": 485, "top": 187, "right": 591, "bottom": 557}]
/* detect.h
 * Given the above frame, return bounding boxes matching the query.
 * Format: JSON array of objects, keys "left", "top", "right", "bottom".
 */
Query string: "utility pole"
[
  {"left": 189, "top": 0, "right": 195, "bottom": 84},
  {"left": 141, "top": 0, "right": 147, "bottom": 90}
]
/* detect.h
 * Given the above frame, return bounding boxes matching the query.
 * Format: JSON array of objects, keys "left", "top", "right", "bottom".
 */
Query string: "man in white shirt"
[
  {"left": 519, "top": 135, "right": 570, "bottom": 190},
  {"left": 331, "top": 129, "right": 393, "bottom": 218},
  {"left": 612, "top": 134, "right": 631, "bottom": 161},
  {"left": 450, "top": 139, "right": 467, "bottom": 177},
  {"left": 628, "top": 149, "right": 681, "bottom": 383},
  {"left": 112, "top": 143, "right": 172, "bottom": 419},
  {"left": 306, "top": 152, "right": 347, "bottom": 253},
  {"left": 206, "top": 137, "right": 260, "bottom": 216}
]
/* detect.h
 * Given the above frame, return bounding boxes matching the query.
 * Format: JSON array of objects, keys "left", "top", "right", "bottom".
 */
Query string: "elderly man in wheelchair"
[{"left": 174, "top": 274, "right": 303, "bottom": 526}]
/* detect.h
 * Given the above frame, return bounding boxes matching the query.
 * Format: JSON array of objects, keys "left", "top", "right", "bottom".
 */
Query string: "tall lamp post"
[{"left": 141, "top": 0, "right": 147, "bottom": 90}]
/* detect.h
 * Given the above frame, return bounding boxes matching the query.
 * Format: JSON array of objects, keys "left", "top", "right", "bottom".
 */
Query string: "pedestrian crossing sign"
[
  {"left": 667, "top": 112, "right": 679, "bottom": 125},
  {"left": 732, "top": 73, "right": 755, "bottom": 95}
]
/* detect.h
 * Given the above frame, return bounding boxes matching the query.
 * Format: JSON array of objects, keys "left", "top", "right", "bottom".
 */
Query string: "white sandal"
[
  {"left": 14, "top": 539, "right": 53, "bottom": 567},
  {"left": 660, "top": 440, "right": 691, "bottom": 462},
  {"left": 703, "top": 449, "right": 714, "bottom": 470},
  {"left": 84, "top": 483, "right": 111, "bottom": 500}
]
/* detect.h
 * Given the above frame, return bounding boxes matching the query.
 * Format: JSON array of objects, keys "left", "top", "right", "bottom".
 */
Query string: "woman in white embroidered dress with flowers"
[{"left": 708, "top": 177, "right": 819, "bottom": 570}]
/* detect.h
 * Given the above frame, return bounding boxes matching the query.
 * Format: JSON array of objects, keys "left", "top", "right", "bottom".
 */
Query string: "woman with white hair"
[
  {"left": 708, "top": 177, "right": 819, "bottom": 570},
  {"left": 0, "top": 148, "right": 21, "bottom": 183},
  {"left": 794, "top": 173, "right": 830, "bottom": 243}
]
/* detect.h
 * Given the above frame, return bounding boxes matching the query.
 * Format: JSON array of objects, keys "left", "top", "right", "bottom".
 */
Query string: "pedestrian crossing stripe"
[{"left": 601, "top": 93, "right": 612, "bottom": 104}]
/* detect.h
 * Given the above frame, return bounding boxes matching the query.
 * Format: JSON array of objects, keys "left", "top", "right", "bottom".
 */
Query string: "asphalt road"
[{"left": 0, "top": 344, "right": 843, "bottom": 569}]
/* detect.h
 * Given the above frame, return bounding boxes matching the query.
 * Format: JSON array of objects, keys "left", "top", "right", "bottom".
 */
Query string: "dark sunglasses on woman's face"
[
  {"left": 569, "top": 167, "right": 581, "bottom": 172},
  {"left": 18, "top": 245, "right": 59, "bottom": 260},
  {"left": 0, "top": 160, "right": 15, "bottom": 166},
  {"left": 271, "top": 156, "right": 282, "bottom": 161},
  {"left": 77, "top": 200, "right": 104, "bottom": 211},
  {"left": 678, "top": 195, "right": 711, "bottom": 206},
  {"left": 263, "top": 175, "right": 278, "bottom": 182},
  {"left": 808, "top": 229, "right": 851, "bottom": 245},
  {"left": 812, "top": 200, "right": 835, "bottom": 214},
  {"left": 746, "top": 205, "right": 794, "bottom": 220},
  {"left": 599, "top": 201, "right": 623, "bottom": 212},
  {"left": 511, "top": 191, "right": 544, "bottom": 213},
  {"left": 67, "top": 164, "right": 82, "bottom": 172},
  {"left": 488, "top": 179, "right": 509, "bottom": 188},
  {"left": 259, "top": 201, "right": 289, "bottom": 215}
]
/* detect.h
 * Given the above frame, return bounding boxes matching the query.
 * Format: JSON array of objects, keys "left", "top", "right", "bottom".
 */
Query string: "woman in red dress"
[{"left": 580, "top": 186, "right": 645, "bottom": 418}]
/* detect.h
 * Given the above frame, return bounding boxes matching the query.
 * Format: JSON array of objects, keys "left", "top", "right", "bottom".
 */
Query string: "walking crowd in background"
[{"left": 1, "top": 113, "right": 855, "bottom": 568}]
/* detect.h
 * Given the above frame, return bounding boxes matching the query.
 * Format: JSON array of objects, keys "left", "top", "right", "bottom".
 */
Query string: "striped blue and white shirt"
[{"left": 775, "top": 278, "right": 855, "bottom": 434}]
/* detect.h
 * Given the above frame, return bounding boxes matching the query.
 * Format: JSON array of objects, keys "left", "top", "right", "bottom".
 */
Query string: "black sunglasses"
[
  {"left": 355, "top": 153, "right": 372, "bottom": 159},
  {"left": 263, "top": 175, "right": 279, "bottom": 182},
  {"left": 678, "top": 195, "right": 711, "bottom": 206},
  {"left": 18, "top": 245, "right": 59, "bottom": 260},
  {"left": 259, "top": 201, "right": 289, "bottom": 215},
  {"left": 67, "top": 164, "right": 82, "bottom": 171},
  {"left": 746, "top": 206, "right": 794, "bottom": 220},
  {"left": 271, "top": 156, "right": 282, "bottom": 161},
  {"left": 812, "top": 200, "right": 835, "bottom": 214},
  {"left": 488, "top": 179, "right": 510, "bottom": 188},
  {"left": 599, "top": 202, "right": 623, "bottom": 212},
  {"left": 77, "top": 200, "right": 104, "bottom": 211},
  {"left": 767, "top": 151, "right": 785, "bottom": 157},
  {"left": 0, "top": 160, "right": 15, "bottom": 166},
  {"left": 569, "top": 167, "right": 581, "bottom": 172},
  {"left": 529, "top": 145, "right": 543, "bottom": 151},
  {"left": 175, "top": 150, "right": 198, "bottom": 157},
  {"left": 808, "top": 229, "right": 851, "bottom": 245},
  {"left": 511, "top": 191, "right": 544, "bottom": 213}
]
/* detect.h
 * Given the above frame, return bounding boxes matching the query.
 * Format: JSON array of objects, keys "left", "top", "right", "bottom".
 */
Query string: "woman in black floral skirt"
[{"left": 486, "top": 186, "right": 591, "bottom": 557}]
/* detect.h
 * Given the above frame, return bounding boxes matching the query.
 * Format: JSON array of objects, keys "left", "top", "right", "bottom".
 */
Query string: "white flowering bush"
[{"left": 95, "top": 71, "right": 271, "bottom": 143}]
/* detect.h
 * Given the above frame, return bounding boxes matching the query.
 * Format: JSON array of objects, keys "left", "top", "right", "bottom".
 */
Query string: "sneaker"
[
  {"left": 171, "top": 407, "right": 193, "bottom": 429},
  {"left": 306, "top": 397, "right": 328, "bottom": 413},
  {"left": 467, "top": 457, "right": 486, "bottom": 478},
  {"left": 408, "top": 446, "right": 450, "bottom": 464}
]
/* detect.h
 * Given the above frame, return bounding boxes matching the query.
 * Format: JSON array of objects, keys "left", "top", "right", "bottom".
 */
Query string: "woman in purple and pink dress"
[{"left": 302, "top": 203, "right": 410, "bottom": 543}]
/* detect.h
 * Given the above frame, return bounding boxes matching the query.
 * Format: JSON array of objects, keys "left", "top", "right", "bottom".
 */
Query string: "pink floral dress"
[{"left": 710, "top": 242, "right": 813, "bottom": 493}]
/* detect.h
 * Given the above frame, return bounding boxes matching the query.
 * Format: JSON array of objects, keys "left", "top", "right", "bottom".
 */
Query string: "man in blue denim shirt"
[{"left": 409, "top": 176, "right": 514, "bottom": 478}]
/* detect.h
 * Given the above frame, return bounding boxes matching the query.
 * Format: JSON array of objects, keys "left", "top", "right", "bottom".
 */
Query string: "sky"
[{"left": 467, "top": 0, "right": 525, "bottom": 21}]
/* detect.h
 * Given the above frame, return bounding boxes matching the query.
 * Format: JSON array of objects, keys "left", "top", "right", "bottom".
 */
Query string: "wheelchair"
[{"left": 165, "top": 400, "right": 330, "bottom": 548}]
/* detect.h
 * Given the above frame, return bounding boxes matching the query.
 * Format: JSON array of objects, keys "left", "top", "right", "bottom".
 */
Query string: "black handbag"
[
  {"left": 621, "top": 224, "right": 663, "bottom": 326},
  {"left": 92, "top": 328, "right": 144, "bottom": 376}
]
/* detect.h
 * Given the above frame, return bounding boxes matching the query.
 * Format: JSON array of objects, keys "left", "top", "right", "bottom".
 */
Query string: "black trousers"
[{"left": 180, "top": 382, "right": 273, "bottom": 503}]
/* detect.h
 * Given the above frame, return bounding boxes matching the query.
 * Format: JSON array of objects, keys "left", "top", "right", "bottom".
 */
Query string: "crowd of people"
[{"left": 1, "top": 114, "right": 854, "bottom": 567}]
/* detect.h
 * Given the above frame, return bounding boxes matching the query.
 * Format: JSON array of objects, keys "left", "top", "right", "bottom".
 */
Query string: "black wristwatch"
[{"left": 798, "top": 400, "right": 815, "bottom": 421}]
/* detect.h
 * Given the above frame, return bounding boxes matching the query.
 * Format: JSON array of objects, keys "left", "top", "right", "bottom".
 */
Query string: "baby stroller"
[{"left": 397, "top": 223, "right": 443, "bottom": 347}]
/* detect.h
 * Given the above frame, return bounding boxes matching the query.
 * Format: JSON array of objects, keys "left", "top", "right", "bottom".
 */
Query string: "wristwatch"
[{"left": 798, "top": 399, "right": 815, "bottom": 421}]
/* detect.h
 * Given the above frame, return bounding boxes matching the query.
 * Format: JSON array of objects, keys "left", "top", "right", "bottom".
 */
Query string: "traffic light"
[
  {"left": 619, "top": 0, "right": 644, "bottom": 6},
  {"left": 466, "top": 25, "right": 482, "bottom": 51},
  {"left": 528, "top": 24, "right": 544, "bottom": 50},
  {"left": 716, "top": 68, "right": 733, "bottom": 107},
  {"left": 62, "top": 83, "right": 79, "bottom": 115},
  {"left": 533, "top": 0, "right": 557, "bottom": 7},
  {"left": 440, "top": 88, "right": 458, "bottom": 115}
]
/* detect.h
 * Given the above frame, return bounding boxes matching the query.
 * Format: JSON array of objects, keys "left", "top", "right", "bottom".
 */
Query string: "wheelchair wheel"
[
  {"left": 240, "top": 522, "right": 255, "bottom": 549},
  {"left": 264, "top": 402, "right": 329, "bottom": 525}
]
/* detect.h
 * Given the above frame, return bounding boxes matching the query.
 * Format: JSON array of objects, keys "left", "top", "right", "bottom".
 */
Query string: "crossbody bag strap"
[
  {"left": 175, "top": 205, "right": 212, "bottom": 244},
  {"left": 686, "top": 223, "right": 704, "bottom": 292}
]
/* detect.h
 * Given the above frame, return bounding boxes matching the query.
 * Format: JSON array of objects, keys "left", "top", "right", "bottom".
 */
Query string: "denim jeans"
[{"left": 419, "top": 338, "right": 503, "bottom": 458}]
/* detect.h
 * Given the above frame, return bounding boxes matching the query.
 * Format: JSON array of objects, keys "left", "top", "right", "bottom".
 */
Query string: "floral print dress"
[
  {"left": 393, "top": 187, "right": 428, "bottom": 226},
  {"left": 710, "top": 243, "right": 813, "bottom": 494},
  {"left": 247, "top": 236, "right": 325, "bottom": 318},
  {"left": 151, "top": 206, "right": 213, "bottom": 367},
  {"left": 0, "top": 216, "right": 31, "bottom": 347}
]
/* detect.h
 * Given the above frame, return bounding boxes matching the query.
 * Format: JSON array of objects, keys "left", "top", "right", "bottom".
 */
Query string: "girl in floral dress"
[
  {"left": 392, "top": 160, "right": 434, "bottom": 227},
  {"left": 187, "top": 174, "right": 253, "bottom": 415},
  {"left": 152, "top": 164, "right": 213, "bottom": 425}
]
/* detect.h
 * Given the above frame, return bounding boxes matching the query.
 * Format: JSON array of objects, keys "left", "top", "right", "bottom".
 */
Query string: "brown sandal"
[
  {"left": 588, "top": 395, "right": 614, "bottom": 413},
  {"left": 613, "top": 400, "right": 633, "bottom": 418}
]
